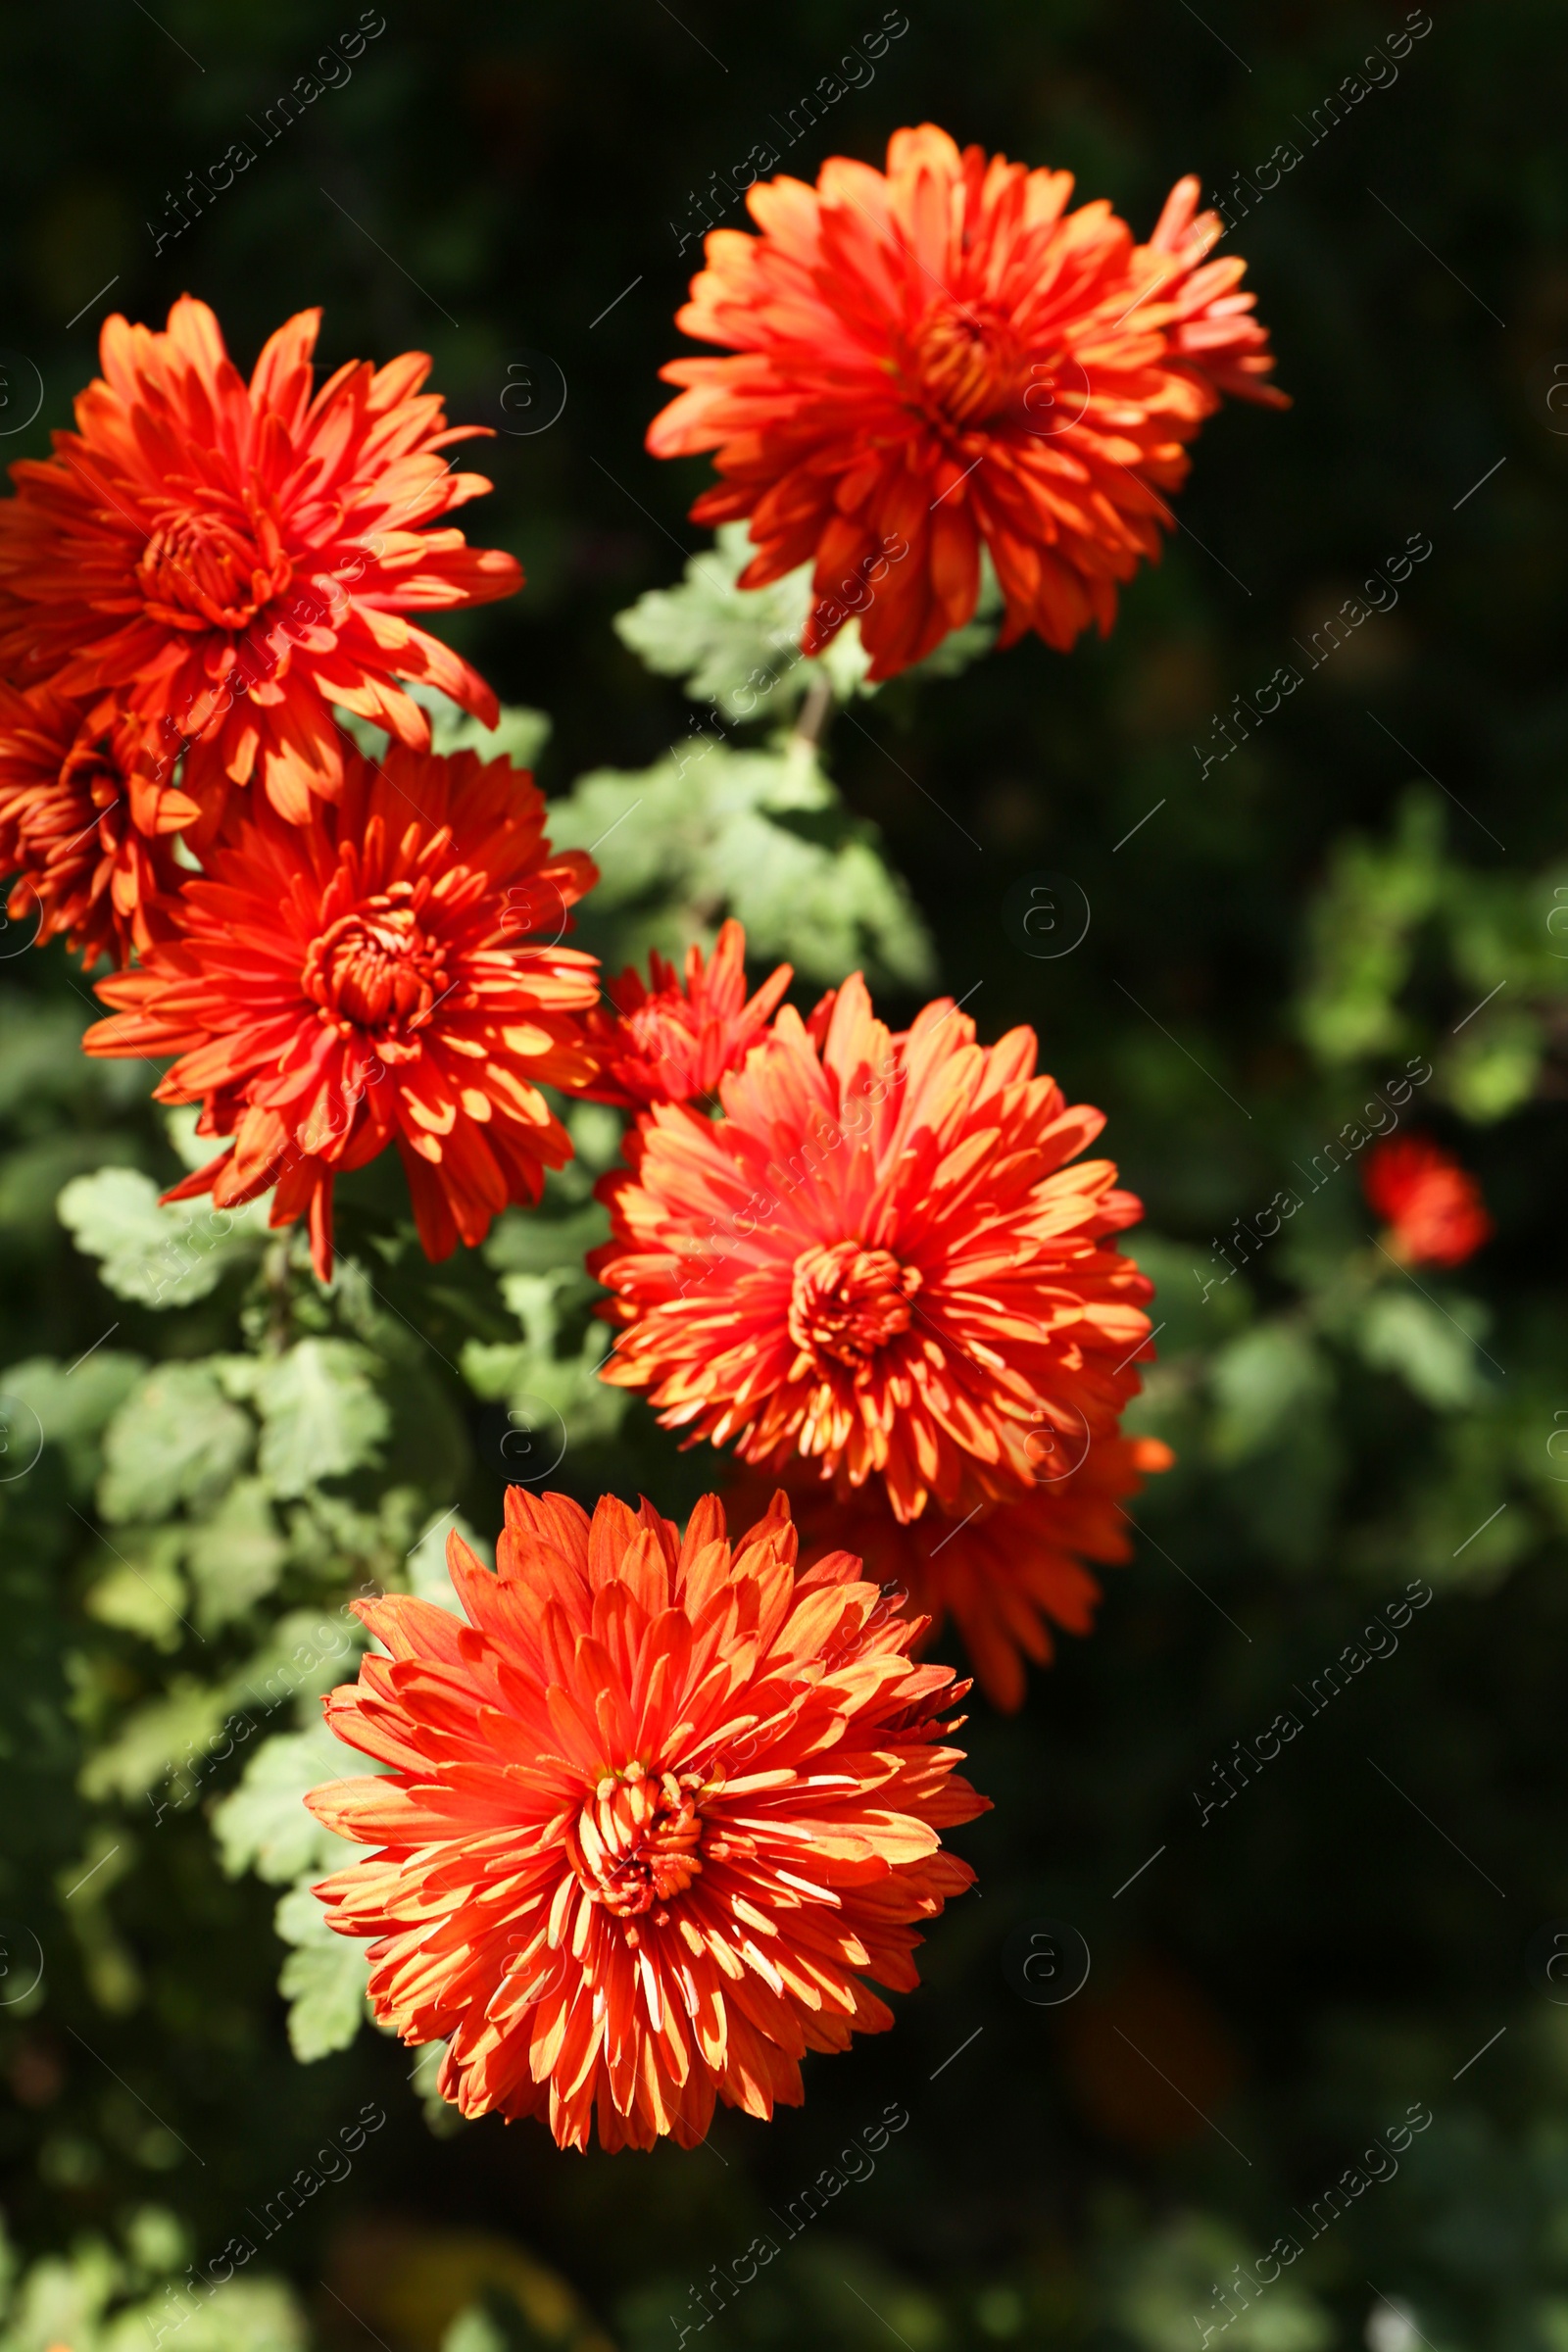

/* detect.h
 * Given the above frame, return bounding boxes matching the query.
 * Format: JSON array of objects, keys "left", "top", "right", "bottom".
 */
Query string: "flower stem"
[
  {"left": 262, "top": 1234, "right": 293, "bottom": 1354},
  {"left": 790, "top": 669, "right": 835, "bottom": 754}
]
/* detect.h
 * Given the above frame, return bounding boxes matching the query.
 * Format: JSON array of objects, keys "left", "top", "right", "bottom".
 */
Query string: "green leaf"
[
  {"left": 83, "top": 1527, "right": 190, "bottom": 1652},
  {"left": 55, "top": 1833, "right": 142, "bottom": 2013},
  {"left": 78, "top": 1677, "right": 229, "bottom": 1806},
  {"left": 105, "top": 2278, "right": 308, "bottom": 2352},
  {"left": 488, "top": 1259, "right": 601, "bottom": 1345},
  {"left": 1111, "top": 2214, "right": 1331, "bottom": 2352},
  {"left": 1296, "top": 789, "right": 1447, "bottom": 1067},
  {"left": 120, "top": 2207, "right": 188, "bottom": 2283},
  {"left": 236, "top": 1606, "right": 370, "bottom": 1727},
  {"left": 1123, "top": 1233, "right": 1250, "bottom": 1353},
  {"left": 441, "top": 2306, "right": 507, "bottom": 2352},
  {"left": 484, "top": 1200, "right": 610, "bottom": 1277},
  {"left": 1209, "top": 1323, "right": 1332, "bottom": 1463},
  {"left": 614, "top": 520, "right": 871, "bottom": 721},
  {"left": 58, "top": 1167, "right": 269, "bottom": 1307},
  {"left": 185, "top": 1478, "right": 288, "bottom": 1629},
  {"left": 413, "top": 682, "right": 552, "bottom": 767},
  {"left": 1355, "top": 1290, "right": 1488, "bottom": 1410},
  {"left": 98, "top": 1363, "right": 253, "bottom": 1524},
  {"left": 212, "top": 1719, "right": 375, "bottom": 1886},
  {"left": 6, "top": 2241, "right": 122, "bottom": 2352},
  {"left": 548, "top": 741, "right": 935, "bottom": 990},
  {"left": 499, "top": 1269, "right": 587, "bottom": 1353},
  {"left": 433, "top": 703, "right": 552, "bottom": 769},
  {"left": 274, "top": 1881, "right": 370, "bottom": 2061},
  {"left": 249, "top": 1338, "right": 389, "bottom": 1497},
  {"left": 338, "top": 684, "right": 551, "bottom": 772},
  {"left": 1445, "top": 1011, "right": 1544, "bottom": 1122},
  {"left": 0, "top": 1350, "right": 146, "bottom": 1493},
  {"left": 462, "top": 1317, "right": 628, "bottom": 1458}
]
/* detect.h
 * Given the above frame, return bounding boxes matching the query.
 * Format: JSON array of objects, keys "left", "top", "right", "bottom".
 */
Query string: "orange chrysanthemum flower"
[
  {"left": 590, "top": 973, "right": 1156, "bottom": 1524},
  {"left": 769, "top": 1431, "right": 1173, "bottom": 1712},
  {"left": 1363, "top": 1135, "right": 1493, "bottom": 1270},
  {"left": 307, "top": 1486, "right": 987, "bottom": 2150},
  {"left": 0, "top": 297, "right": 521, "bottom": 824},
  {"left": 584, "top": 918, "right": 793, "bottom": 1108},
  {"left": 648, "top": 126, "right": 1285, "bottom": 680},
  {"left": 82, "top": 741, "right": 599, "bottom": 1280},
  {"left": 0, "top": 681, "right": 193, "bottom": 966}
]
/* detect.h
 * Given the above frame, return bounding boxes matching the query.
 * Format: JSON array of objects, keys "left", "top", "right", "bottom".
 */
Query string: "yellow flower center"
[
  {"left": 302, "top": 884, "right": 453, "bottom": 1041},
  {"left": 574, "top": 1768, "right": 706, "bottom": 1919},
  {"left": 906, "top": 298, "right": 1023, "bottom": 427},
  {"left": 788, "top": 1240, "right": 920, "bottom": 1375},
  {"left": 136, "top": 496, "right": 293, "bottom": 634}
]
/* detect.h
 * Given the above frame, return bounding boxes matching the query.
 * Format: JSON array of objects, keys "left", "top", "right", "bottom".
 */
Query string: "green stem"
[{"left": 262, "top": 1234, "right": 294, "bottom": 1355}]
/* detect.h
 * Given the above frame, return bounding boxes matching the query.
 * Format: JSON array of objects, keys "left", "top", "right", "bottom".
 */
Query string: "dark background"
[{"left": 4, "top": 4, "right": 1568, "bottom": 2349}]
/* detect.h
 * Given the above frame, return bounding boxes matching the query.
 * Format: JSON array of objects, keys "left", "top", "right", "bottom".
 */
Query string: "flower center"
[
  {"left": 301, "top": 883, "right": 453, "bottom": 1041},
  {"left": 574, "top": 1769, "right": 705, "bottom": 1919},
  {"left": 906, "top": 299, "right": 1023, "bottom": 427},
  {"left": 788, "top": 1240, "right": 920, "bottom": 1374},
  {"left": 60, "top": 733, "right": 122, "bottom": 813},
  {"left": 135, "top": 501, "right": 293, "bottom": 634}
]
